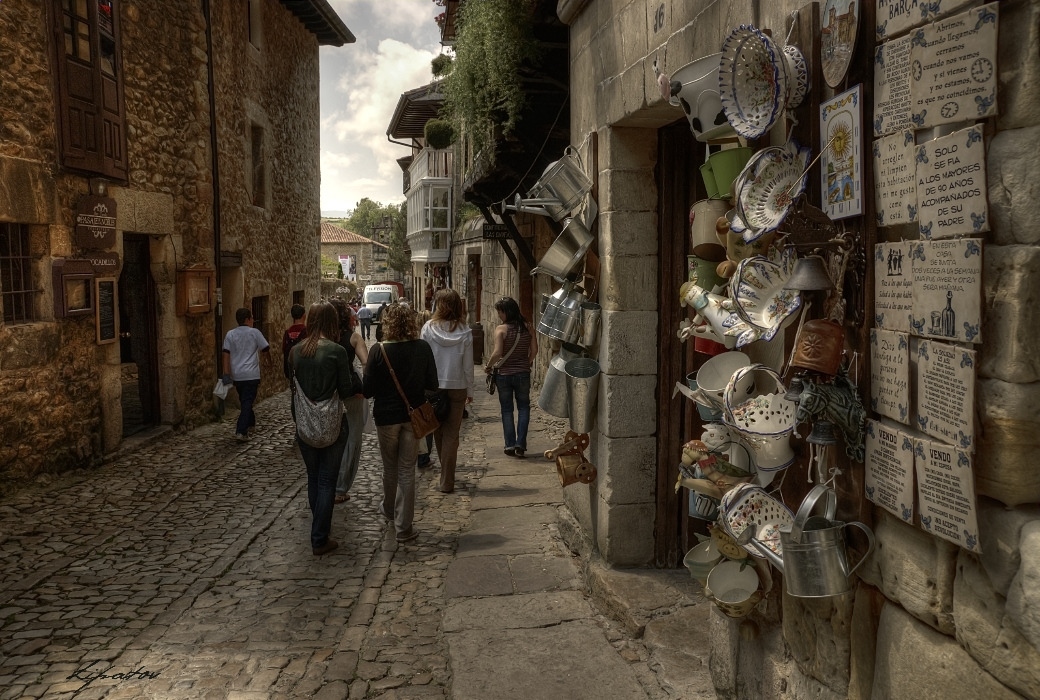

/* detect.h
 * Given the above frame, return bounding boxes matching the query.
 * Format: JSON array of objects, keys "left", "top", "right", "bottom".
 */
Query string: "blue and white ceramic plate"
[
  {"left": 719, "top": 25, "right": 789, "bottom": 139},
  {"left": 735, "top": 140, "right": 811, "bottom": 241},
  {"left": 730, "top": 248, "right": 802, "bottom": 341}
]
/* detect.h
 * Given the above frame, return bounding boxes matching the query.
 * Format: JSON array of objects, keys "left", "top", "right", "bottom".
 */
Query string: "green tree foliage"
[
  {"left": 320, "top": 253, "right": 341, "bottom": 278},
  {"left": 344, "top": 200, "right": 409, "bottom": 276},
  {"left": 441, "top": 0, "right": 538, "bottom": 158}
]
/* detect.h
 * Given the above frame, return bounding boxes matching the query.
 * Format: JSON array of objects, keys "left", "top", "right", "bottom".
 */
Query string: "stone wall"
[
  {"left": 564, "top": 0, "right": 1040, "bottom": 696},
  {"left": 0, "top": 0, "right": 325, "bottom": 485}
]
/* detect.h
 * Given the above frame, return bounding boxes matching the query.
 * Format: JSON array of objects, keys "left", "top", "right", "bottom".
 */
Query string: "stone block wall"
[{"left": 565, "top": 0, "right": 1040, "bottom": 695}]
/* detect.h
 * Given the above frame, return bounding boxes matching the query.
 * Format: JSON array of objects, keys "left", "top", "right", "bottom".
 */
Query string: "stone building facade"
[
  {"left": 556, "top": 0, "right": 1040, "bottom": 698},
  {"left": 0, "top": 0, "right": 351, "bottom": 486},
  {"left": 319, "top": 222, "right": 388, "bottom": 287}
]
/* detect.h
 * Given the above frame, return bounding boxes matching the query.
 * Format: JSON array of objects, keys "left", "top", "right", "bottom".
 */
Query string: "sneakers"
[
  {"left": 395, "top": 528, "right": 418, "bottom": 543},
  {"left": 513, "top": 447, "right": 526, "bottom": 458},
  {"left": 312, "top": 539, "right": 339, "bottom": 555},
  {"left": 504, "top": 447, "right": 515, "bottom": 456},
  {"left": 235, "top": 433, "right": 248, "bottom": 442}
]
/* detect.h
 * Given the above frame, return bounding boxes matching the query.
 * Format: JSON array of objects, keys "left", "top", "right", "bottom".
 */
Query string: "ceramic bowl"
[
  {"left": 705, "top": 560, "right": 764, "bottom": 617},
  {"left": 730, "top": 248, "right": 802, "bottom": 342},
  {"left": 734, "top": 141, "right": 812, "bottom": 242},
  {"left": 718, "top": 25, "right": 789, "bottom": 139},
  {"left": 670, "top": 53, "right": 736, "bottom": 142},
  {"left": 683, "top": 539, "right": 723, "bottom": 584}
]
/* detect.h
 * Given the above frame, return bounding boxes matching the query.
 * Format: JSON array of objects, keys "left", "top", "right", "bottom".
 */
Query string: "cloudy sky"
[{"left": 318, "top": 0, "right": 446, "bottom": 217}]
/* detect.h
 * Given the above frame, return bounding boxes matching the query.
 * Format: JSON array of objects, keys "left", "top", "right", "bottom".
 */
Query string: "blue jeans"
[
  {"left": 298, "top": 415, "right": 349, "bottom": 548},
  {"left": 233, "top": 379, "right": 260, "bottom": 436},
  {"left": 496, "top": 373, "right": 531, "bottom": 451},
  {"left": 360, "top": 319, "right": 372, "bottom": 339}
]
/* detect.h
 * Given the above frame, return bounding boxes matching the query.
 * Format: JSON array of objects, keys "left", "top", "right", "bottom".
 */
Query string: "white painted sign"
[
  {"left": 821, "top": 85, "right": 864, "bottom": 220},
  {"left": 865, "top": 419, "right": 916, "bottom": 523},
  {"left": 870, "top": 328, "right": 910, "bottom": 424},
  {"left": 909, "top": 3, "right": 999, "bottom": 129},
  {"left": 875, "top": 0, "right": 975, "bottom": 41},
  {"left": 874, "top": 241, "right": 914, "bottom": 332},
  {"left": 915, "top": 438, "right": 980, "bottom": 551},
  {"left": 910, "top": 238, "right": 982, "bottom": 343},
  {"left": 915, "top": 125, "right": 988, "bottom": 239},
  {"left": 873, "top": 35, "right": 913, "bottom": 137},
  {"left": 916, "top": 339, "right": 976, "bottom": 451},
  {"left": 873, "top": 131, "right": 918, "bottom": 226}
]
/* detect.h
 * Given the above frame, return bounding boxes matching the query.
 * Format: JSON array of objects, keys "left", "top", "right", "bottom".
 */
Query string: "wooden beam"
[{"left": 476, "top": 203, "right": 518, "bottom": 270}]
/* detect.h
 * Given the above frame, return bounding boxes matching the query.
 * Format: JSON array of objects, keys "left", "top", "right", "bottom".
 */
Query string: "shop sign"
[
  {"left": 909, "top": 238, "right": 982, "bottom": 343},
  {"left": 75, "top": 196, "right": 117, "bottom": 250},
  {"left": 872, "top": 35, "right": 913, "bottom": 136},
  {"left": 864, "top": 419, "right": 915, "bottom": 523},
  {"left": 875, "top": 0, "right": 974, "bottom": 41},
  {"left": 870, "top": 328, "right": 910, "bottom": 424},
  {"left": 915, "top": 125, "right": 988, "bottom": 239},
  {"left": 482, "top": 223, "right": 510, "bottom": 240},
  {"left": 873, "top": 241, "right": 913, "bottom": 332},
  {"left": 915, "top": 438, "right": 980, "bottom": 551},
  {"left": 820, "top": 85, "right": 863, "bottom": 220},
  {"left": 916, "top": 339, "right": 976, "bottom": 451},
  {"left": 81, "top": 251, "right": 120, "bottom": 276},
  {"left": 909, "top": 3, "right": 999, "bottom": 129},
  {"left": 873, "top": 130, "right": 917, "bottom": 226}
]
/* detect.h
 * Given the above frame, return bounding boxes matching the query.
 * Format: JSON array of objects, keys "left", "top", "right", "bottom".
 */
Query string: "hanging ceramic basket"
[
  {"left": 719, "top": 482, "right": 795, "bottom": 559},
  {"left": 718, "top": 25, "right": 790, "bottom": 139},
  {"left": 723, "top": 364, "right": 797, "bottom": 472}
]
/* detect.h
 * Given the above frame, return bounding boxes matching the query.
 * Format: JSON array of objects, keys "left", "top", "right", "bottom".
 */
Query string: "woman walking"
[
  {"left": 420, "top": 289, "right": 473, "bottom": 493},
  {"left": 363, "top": 303, "right": 439, "bottom": 542},
  {"left": 484, "top": 297, "right": 538, "bottom": 457},
  {"left": 330, "top": 298, "right": 369, "bottom": 504},
  {"left": 289, "top": 300, "right": 363, "bottom": 555}
]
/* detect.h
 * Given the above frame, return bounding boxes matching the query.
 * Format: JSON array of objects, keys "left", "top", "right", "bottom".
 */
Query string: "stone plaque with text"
[
  {"left": 916, "top": 339, "right": 976, "bottom": 451},
  {"left": 865, "top": 419, "right": 916, "bottom": 523},
  {"left": 870, "top": 328, "right": 910, "bottom": 424},
  {"left": 915, "top": 125, "right": 988, "bottom": 239},
  {"left": 873, "top": 130, "right": 918, "bottom": 226},
  {"left": 916, "top": 438, "right": 980, "bottom": 551},
  {"left": 873, "top": 35, "right": 913, "bottom": 137},
  {"left": 875, "top": 0, "right": 974, "bottom": 41},
  {"left": 874, "top": 241, "right": 913, "bottom": 332},
  {"left": 910, "top": 238, "right": 982, "bottom": 343}
]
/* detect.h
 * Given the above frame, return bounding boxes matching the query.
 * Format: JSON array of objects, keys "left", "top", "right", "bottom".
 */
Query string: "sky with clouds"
[{"left": 318, "top": 0, "right": 446, "bottom": 217}]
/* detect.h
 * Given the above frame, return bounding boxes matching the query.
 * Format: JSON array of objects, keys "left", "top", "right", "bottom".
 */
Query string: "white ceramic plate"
[
  {"left": 719, "top": 25, "right": 789, "bottom": 139},
  {"left": 735, "top": 141, "right": 811, "bottom": 241},
  {"left": 730, "top": 248, "right": 802, "bottom": 341}
]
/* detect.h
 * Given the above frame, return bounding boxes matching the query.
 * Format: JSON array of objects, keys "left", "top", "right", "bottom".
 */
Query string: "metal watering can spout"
[{"left": 748, "top": 536, "right": 785, "bottom": 573}]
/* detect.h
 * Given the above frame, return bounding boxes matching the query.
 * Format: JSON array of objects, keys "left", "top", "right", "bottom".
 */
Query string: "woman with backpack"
[
  {"left": 420, "top": 289, "right": 473, "bottom": 493},
  {"left": 289, "top": 300, "right": 363, "bottom": 555}
]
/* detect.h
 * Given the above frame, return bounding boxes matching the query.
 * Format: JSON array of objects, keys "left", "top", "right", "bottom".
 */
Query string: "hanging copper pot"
[{"left": 791, "top": 319, "right": 845, "bottom": 377}]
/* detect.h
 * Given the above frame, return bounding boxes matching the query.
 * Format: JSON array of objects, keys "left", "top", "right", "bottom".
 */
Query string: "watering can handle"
[
  {"left": 844, "top": 521, "right": 876, "bottom": 578},
  {"left": 789, "top": 484, "right": 837, "bottom": 541}
]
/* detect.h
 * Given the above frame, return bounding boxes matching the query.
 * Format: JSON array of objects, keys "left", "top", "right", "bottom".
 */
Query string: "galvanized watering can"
[{"left": 749, "top": 485, "right": 875, "bottom": 598}]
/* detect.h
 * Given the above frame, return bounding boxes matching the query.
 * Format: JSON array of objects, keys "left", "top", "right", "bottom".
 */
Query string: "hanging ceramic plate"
[
  {"left": 730, "top": 248, "right": 802, "bottom": 341},
  {"left": 735, "top": 140, "right": 812, "bottom": 242},
  {"left": 821, "top": 0, "right": 859, "bottom": 88},
  {"left": 719, "top": 25, "right": 790, "bottom": 139}
]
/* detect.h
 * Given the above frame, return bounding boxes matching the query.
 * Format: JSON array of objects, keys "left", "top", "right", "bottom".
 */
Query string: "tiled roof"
[{"left": 320, "top": 222, "right": 388, "bottom": 247}]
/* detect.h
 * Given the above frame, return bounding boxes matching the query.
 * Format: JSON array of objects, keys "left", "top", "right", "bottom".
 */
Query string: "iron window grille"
[{"left": 0, "top": 223, "right": 37, "bottom": 324}]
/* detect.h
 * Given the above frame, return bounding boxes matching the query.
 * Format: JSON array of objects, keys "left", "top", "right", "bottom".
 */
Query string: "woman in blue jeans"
[{"left": 484, "top": 297, "right": 538, "bottom": 457}]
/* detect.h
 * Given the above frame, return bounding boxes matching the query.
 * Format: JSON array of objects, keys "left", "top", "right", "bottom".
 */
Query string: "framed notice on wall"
[{"left": 95, "top": 277, "right": 118, "bottom": 345}]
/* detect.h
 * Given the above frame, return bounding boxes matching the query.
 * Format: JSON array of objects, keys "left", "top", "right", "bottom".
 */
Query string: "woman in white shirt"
[{"left": 420, "top": 289, "right": 474, "bottom": 493}]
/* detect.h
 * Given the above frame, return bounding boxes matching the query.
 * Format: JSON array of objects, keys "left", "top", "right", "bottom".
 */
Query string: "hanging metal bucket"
[
  {"left": 579, "top": 302, "right": 601, "bottom": 348},
  {"left": 565, "top": 357, "right": 601, "bottom": 433},
  {"left": 537, "top": 343, "right": 583, "bottom": 418}
]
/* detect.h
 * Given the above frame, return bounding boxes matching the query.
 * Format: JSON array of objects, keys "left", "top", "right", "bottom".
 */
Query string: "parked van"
[{"left": 362, "top": 284, "right": 401, "bottom": 323}]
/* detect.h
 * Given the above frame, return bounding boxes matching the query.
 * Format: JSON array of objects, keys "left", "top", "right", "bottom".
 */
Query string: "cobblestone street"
[{"left": 0, "top": 382, "right": 714, "bottom": 700}]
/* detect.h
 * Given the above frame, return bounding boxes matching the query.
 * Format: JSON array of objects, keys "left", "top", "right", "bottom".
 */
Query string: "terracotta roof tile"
[{"left": 320, "top": 222, "right": 387, "bottom": 247}]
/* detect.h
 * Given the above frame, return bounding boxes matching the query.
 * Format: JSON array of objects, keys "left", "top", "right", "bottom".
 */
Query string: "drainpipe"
[{"left": 203, "top": 0, "right": 223, "bottom": 375}]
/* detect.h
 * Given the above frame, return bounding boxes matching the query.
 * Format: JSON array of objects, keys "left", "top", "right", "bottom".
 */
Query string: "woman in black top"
[
  {"left": 363, "top": 303, "right": 439, "bottom": 542},
  {"left": 290, "top": 301, "right": 363, "bottom": 555}
]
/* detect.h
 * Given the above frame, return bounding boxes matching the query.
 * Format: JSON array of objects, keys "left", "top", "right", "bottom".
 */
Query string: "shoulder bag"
[
  {"left": 290, "top": 347, "right": 343, "bottom": 448},
  {"left": 486, "top": 328, "right": 522, "bottom": 395},
  {"left": 379, "top": 344, "right": 440, "bottom": 440}
]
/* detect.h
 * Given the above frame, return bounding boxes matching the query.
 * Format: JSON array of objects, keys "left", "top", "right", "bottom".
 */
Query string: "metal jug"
[
  {"left": 537, "top": 342, "right": 583, "bottom": 418},
  {"left": 535, "top": 277, "right": 594, "bottom": 344},
  {"left": 750, "top": 485, "right": 876, "bottom": 598}
]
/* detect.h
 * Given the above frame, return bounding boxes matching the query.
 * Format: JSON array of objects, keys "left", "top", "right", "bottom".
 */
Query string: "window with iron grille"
[
  {"left": 250, "top": 123, "right": 266, "bottom": 208},
  {"left": 251, "top": 295, "right": 269, "bottom": 340},
  {"left": 0, "top": 223, "right": 36, "bottom": 324}
]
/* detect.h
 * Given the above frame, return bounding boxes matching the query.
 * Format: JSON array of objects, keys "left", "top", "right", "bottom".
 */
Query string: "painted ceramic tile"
[
  {"left": 909, "top": 3, "right": 999, "bottom": 129},
  {"left": 910, "top": 238, "right": 982, "bottom": 343},
  {"left": 865, "top": 419, "right": 916, "bottom": 522},
  {"left": 916, "top": 339, "right": 976, "bottom": 451},
  {"left": 873, "top": 131, "right": 918, "bottom": 226},
  {"left": 870, "top": 328, "right": 910, "bottom": 424},
  {"left": 822, "top": 86, "right": 864, "bottom": 220},
  {"left": 874, "top": 241, "right": 913, "bottom": 332},
  {"left": 876, "top": 0, "right": 976, "bottom": 41},
  {"left": 873, "top": 35, "right": 913, "bottom": 137},
  {"left": 915, "top": 125, "right": 988, "bottom": 239},
  {"left": 915, "top": 438, "right": 981, "bottom": 552}
]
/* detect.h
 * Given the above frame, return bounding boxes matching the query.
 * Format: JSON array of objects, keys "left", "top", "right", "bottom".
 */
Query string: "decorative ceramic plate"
[
  {"left": 821, "top": 0, "right": 859, "bottom": 88},
  {"left": 720, "top": 483, "right": 794, "bottom": 558},
  {"left": 730, "top": 248, "right": 802, "bottom": 341},
  {"left": 735, "top": 140, "right": 811, "bottom": 241},
  {"left": 719, "top": 25, "right": 789, "bottom": 139}
]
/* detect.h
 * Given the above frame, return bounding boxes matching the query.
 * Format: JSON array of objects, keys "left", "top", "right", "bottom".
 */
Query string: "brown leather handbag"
[{"left": 380, "top": 344, "right": 439, "bottom": 439}]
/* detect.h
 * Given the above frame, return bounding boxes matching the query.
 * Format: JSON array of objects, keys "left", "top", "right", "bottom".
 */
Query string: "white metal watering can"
[{"left": 748, "top": 485, "right": 876, "bottom": 598}]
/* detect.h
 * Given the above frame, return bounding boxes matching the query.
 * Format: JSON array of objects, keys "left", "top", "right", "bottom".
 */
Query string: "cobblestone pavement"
[{"left": 0, "top": 379, "right": 711, "bottom": 699}]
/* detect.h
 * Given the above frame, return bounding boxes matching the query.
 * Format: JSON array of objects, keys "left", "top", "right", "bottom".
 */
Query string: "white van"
[{"left": 362, "top": 284, "right": 400, "bottom": 323}]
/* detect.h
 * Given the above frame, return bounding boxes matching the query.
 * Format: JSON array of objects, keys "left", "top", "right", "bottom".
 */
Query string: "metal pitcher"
[
  {"left": 535, "top": 277, "right": 594, "bottom": 344},
  {"left": 537, "top": 342, "right": 583, "bottom": 418},
  {"left": 750, "top": 485, "right": 876, "bottom": 598}
]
